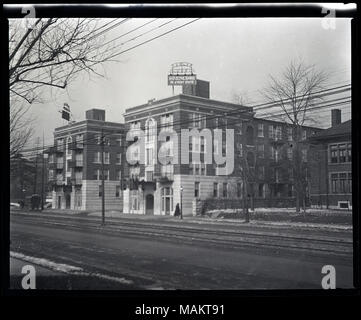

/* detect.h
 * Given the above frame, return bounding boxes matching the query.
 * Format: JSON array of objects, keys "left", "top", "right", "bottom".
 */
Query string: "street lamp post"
[{"left": 180, "top": 186, "right": 183, "bottom": 220}]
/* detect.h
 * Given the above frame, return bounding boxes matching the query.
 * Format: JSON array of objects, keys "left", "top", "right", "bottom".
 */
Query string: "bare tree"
[
  {"left": 9, "top": 18, "right": 120, "bottom": 158},
  {"left": 9, "top": 18, "right": 119, "bottom": 104},
  {"left": 263, "top": 61, "right": 327, "bottom": 213},
  {"left": 10, "top": 100, "right": 34, "bottom": 161}
]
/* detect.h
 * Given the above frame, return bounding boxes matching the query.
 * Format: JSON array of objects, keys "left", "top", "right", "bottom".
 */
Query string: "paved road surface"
[{"left": 10, "top": 211, "right": 354, "bottom": 290}]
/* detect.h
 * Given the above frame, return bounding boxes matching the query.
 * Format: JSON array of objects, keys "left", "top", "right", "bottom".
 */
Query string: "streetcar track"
[{"left": 11, "top": 213, "right": 352, "bottom": 257}]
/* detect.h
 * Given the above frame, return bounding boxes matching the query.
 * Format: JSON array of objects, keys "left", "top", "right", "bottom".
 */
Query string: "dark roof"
[{"left": 309, "top": 120, "right": 351, "bottom": 141}]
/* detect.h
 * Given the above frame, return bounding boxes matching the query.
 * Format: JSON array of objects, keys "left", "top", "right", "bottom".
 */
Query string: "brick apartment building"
[
  {"left": 123, "top": 80, "right": 322, "bottom": 216},
  {"left": 308, "top": 109, "right": 352, "bottom": 209},
  {"left": 46, "top": 109, "right": 125, "bottom": 210}
]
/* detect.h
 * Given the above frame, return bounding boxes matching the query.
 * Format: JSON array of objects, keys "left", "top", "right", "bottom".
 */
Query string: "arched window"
[
  {"left": 145, "top": 118, "right": 156, "bottom": 143},
  {"left": 246, "top": 126, "right": 254, "bottom": 145}
]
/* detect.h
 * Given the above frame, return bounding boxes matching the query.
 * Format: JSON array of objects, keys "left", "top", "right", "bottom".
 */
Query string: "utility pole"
[
  {"left": 180, "top": 186, "right": 183, "bottom": 220},
  {"left": 41, "top": 132, "right": 45, "bottom": 210},
  {"left": 33, "top": 137, "right": 40, "bottom": 194},
  {"left": 101, "top": 129, "right": 105, "bottom": 225}
]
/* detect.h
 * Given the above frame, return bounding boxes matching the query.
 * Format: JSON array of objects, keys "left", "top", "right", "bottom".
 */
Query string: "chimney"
[
  {"left": 331, "top": 109, "right": 341, "bottom": 127},
  {"left": 86, "top": 109, "right": 105, "bottom": 121},
  {"left": 182, "top": 79, "right": 210, "bottom": 99}
]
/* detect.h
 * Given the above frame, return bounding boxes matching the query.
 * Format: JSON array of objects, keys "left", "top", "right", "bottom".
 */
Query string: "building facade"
[
  {"left": 47, "top": 109, "right": 125, "bottom": 211},
  {"left": 308, "top": 109, "right": 352, "bottom": 209},
  {"left": 123, "top": 81, "right": 322, "bottom": 216}
]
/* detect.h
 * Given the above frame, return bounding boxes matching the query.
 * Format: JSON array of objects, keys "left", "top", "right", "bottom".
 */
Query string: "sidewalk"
[{"left": 32, "top": 209, "right": 353, "bottom": 232}]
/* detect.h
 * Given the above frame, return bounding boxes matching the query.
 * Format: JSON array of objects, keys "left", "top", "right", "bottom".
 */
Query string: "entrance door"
[
  {"left": 145, "top": 194, "right": 154, "bottom": 215},
  {"left": 58, "top": 196, "right": 61, "bottom": 209},
  {"left": 65, "top": 194, "right": 71, "bottom": 209}
]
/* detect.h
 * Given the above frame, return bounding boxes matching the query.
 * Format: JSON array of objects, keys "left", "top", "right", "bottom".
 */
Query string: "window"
[
  {"left": 57, "top": 138, "right": 64, "bottom": 151},
  {"left": 269, "top": 125, "right": 274, "bottom": 140},
  {"left": 200, "top": 137, "right": 205, "bottom": 153},
  {"left": 258, "top": 183, "right": 265, "bottom": 198},
  {"left": 145, "top": 171, "right": 154, "bottom": 181},
  {"left": 49, "top": 154, "right": 54, "bottom": 163},
  {"left": 130, "top": 166, "right": 140, "bottom": 179},
  {"left": 116, "top": 153, "right": 121, "bottom": 164},
  {"left": 275, "top": 148, "right": 280, "bottom": 162},
  {"left": 270, "top": 146, "right": 275, "bottom": 159},
  {"left": 98, "top": 185, "right": 102, "bottom": 197},
  {"left": 237, "top": 143, "right": 243, "bottom": 157},
  {"left": 347, "top": 143, "right": 352, "bottom": 162},
  {"left": 246, "top": 126, "right": 254, "bottom": 145},
  {"left": 330, "top": 145, "right": 338, "bottom": 163},
  {"left": 94, "top": 170, "right": 109, "bottom": 180},
  {"left": 329, "top": 143, "right": 353, "bottom": 163},
  {"left": 146, "top": 147, "right": 154, "bottom": 166},
  {"left": 161, "top": 164, "right": 173, "bottom": 179},
  {"left": 287, "top": 128, "right": 293, "bottom": 141},
  {"left": 66, "top": 136, "right": 72, "bottom": 156},
  {"left": 190, "top": 163, "right": 206, "bottom": 176},
  {"left": 145, "top": 118, "right": 156, "bottom": 142},
  {"left": 237, "top": 122, "right": 242, "bottom": 135},
  {"left": 116, "top": 170, "right": 121, "bottom": 181},
  {"left": 246, "top": 151, "right": 255, "bottom": 167},
  {"left": 161, "top": 187, "right": 173, "bottom": 214},
  {"left": 331, "top": 172, "right": 352, "bottom": 194},
  {"left": 190, "top": 113, "right": 206, "bottom": 128},
  {"left": 48, "top": 170, "right": 54, "bottom": 180},
  {"left": 115, "top": 185, "right": 120, "bottom": 197},
  {"left": 94, "top": 151, "right": 101, "bottom": 163},
  {"left": 223, "top": 183, "right": 228, "bottom": 198},
  {"left": 237, "top": 183, "right": 242, "bottom": 198},
  {"left": 258, "top": 166, "right": 265, "bottom": 180},
  {"left": 160, "top": 114, "right": 173, "bottom": 130},
  {"left": 103, "top": 152, "right": 110, "bottom": 164},
  {"left": 339, "top": 144, "right": 346, "bottom": 163},
  {"left": 287, "top": 147, "right": 293, "bottom": 160},
  {"left": 302, "top": 130, "right": 307, "bottom": 140},
  {"left": 275, "top": 168, "right": 280, "bottom": 183},
  {"left": 130, "top": 121, "right": 140, "bottom": 130},
  {"left": 257, "top": 123, "right": 264, "bottom": 137},
  {"left": 116, "top": 138, "right": 122, "bottom": 146},
  {"left": 275, "top": 126, "right": 282, "bottom": 141},
  {"left": 195, "top": 182, "right": 200, "bottom": 198},
  {"left": 213, "top": 183, "right": 218, "bottom": 197},
  {"left": 302, "top": 149, "right": 308, "bottom": 162},
  {"left": 257, "top": 144, "right": 264, "bottom": 158},
  {"left": 130, "top": 190, "right": 140, "bottom": 210}
]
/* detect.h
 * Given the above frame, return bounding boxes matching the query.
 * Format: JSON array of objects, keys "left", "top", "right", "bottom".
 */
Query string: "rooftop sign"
[{"left": 168, "top": 62, "right": 197, "bottom": 86}]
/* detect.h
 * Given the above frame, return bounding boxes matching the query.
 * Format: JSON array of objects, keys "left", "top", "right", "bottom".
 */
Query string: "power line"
[
  {"left": 15, "top": 18, "right": 188, "bottom": 98},
  {"left": 17, "top": 86, "right": 352, "bottom": 155}
]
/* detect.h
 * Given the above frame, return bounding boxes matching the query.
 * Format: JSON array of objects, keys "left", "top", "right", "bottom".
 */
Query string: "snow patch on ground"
[
  {"left": 10, "top": 251, "right": 134, "bottom": 285},
  {"left": 10, "top": 251, "right": 83, "bottom": 273}
]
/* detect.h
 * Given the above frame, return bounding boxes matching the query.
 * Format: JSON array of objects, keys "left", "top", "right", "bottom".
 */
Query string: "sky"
[{"left": 25, "top": 17, "right": 352, "bottom": 147}]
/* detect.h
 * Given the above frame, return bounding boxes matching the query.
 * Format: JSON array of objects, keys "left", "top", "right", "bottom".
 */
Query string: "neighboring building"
[
  {"left": 46, "top": 109, "right": 125, "bottom": 210},
  {"left": 123, "top": 80, "right": 322, "bottom": 216},
  {"left": 10, "top": 153, "right": 49, "bottom": 203},
  {"left": 308, "top": 109, "right": 352, "bottom": 209}
]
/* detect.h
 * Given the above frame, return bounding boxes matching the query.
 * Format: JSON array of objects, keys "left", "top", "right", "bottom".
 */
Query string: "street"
[{"left": 10, "top": 210, "right": 354, "bottom": 290}]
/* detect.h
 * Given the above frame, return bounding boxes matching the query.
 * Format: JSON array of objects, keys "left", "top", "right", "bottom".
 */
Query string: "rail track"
[{"left": 10, "top": 211, "right": 353, "bottom": 258}]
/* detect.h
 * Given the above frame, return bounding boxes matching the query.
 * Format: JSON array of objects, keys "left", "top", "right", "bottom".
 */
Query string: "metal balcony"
[
  {"left": 158, "top": 174, "right": 174, "bottom": 183},
  {"left": 68, "top": 160, "right": 83, "bottom": 168},
  {"left": 69, "top": 142, "right": 84, "bottom": 150}
]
